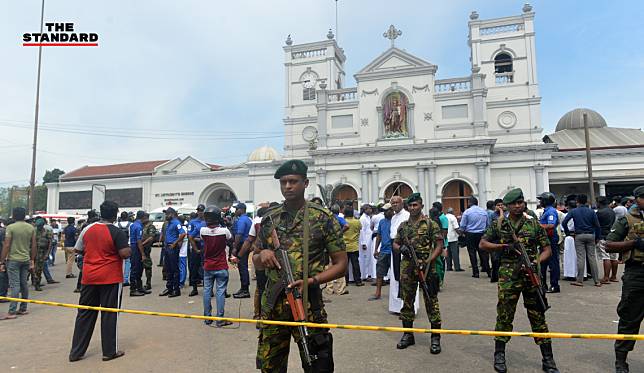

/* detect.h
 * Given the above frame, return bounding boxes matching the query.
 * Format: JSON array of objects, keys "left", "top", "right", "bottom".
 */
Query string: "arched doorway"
[
  {"left": 384, "top": 182, "right": 413, "bottom": 202},
  {"left": 332, "top": 184, "right": 358, "bottom": 210},
  {"left": 441, "top": 180, "right": 473, "bottom": 217},
  {"left": 200, "top": 183, "right": 238, "bottom": 209}
]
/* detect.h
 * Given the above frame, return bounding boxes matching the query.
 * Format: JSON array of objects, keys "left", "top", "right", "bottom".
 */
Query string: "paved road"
[{"left": 1, "top": 248, "right": 642, "bottom": 372}]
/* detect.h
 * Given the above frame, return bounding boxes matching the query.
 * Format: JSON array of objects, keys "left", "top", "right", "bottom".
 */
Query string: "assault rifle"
[
  {"left": 401, "top": 244, "right": 439, "bottom": 301},
  {"left": 510, "top": 230, "right": 550, "bottom": 313},
  {"left": 272, "top": 230, "right": 317, "bottom": 367}
]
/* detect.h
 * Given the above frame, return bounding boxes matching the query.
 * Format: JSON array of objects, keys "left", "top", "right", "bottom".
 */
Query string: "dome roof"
[
  {"left": 248, "top": 146, "right": 281, "bottom": 162},
  {"left": 555, "top": 108, "right": 607, "bottom": 132}
]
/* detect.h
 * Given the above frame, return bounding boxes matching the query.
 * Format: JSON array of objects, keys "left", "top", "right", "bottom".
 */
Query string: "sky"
[{"left": 1, "top": 0, "right": 642, "bottom": 187}]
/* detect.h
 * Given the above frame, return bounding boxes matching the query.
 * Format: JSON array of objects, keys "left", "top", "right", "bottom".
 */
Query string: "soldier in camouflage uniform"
[
  {"left": 33, "top": 217, "right": 52, "bottom": 291},
  {"left": 605, "top": 185, "right": 644, "bottom": 373},
  {"left": 254, "top": 159, "right": 347, "bottom": 373},
  {"left": 480, "top": 188, "right": 559, "bottom": 373},
  {"left": 140, "top": 213, "right": 158, "bottom": 290},
  {"left": 393, "top": 193, "right": 444, "bottom": 354}
]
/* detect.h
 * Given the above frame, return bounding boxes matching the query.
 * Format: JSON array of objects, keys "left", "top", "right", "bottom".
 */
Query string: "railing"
[
  {"left": 495, "top": 72, "right": 514, "bottom": 85},
  {"left": 292, "top": 48, "right": 327, "bottom": 59},
  {"left": 480, "top": 23, "right": 524, "bottom": 36},
  {"left": 327, "top": 88, "right": 358, "bottom": 102},
  {"left": 434, "top": 78, "right": 471, "bottom": 93}
]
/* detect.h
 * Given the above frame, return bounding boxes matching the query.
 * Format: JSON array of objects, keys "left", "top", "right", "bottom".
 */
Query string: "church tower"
[
  {"left": 468, "top": 4, "right": 542, "bottom": 139},
  {"left": 282, "top": 31, "right": 346, "bottom": 157}
]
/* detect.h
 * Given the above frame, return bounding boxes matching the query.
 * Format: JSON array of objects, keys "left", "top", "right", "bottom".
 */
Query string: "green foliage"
[{"left": 43, "top": 168, "right": 65, "bottom": 184}]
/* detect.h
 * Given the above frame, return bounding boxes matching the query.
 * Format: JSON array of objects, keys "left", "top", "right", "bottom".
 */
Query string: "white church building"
[{"left": 46, "top": 4, "right": 644, "bottom": 216}]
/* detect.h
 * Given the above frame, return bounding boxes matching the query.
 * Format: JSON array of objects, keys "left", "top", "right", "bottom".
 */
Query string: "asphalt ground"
[{"left": 1, "top": 247, "right": 642, "bottom": 373}]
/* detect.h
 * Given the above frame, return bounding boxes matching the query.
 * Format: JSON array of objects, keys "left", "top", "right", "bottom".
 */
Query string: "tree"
[{"left": 43, "top": 168, "right": 65, "bottom": 184}]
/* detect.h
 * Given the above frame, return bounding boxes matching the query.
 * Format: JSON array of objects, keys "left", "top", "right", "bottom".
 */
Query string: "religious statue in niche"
[{"left": 383, "top": 91, "right": 408, "bottom": 138}]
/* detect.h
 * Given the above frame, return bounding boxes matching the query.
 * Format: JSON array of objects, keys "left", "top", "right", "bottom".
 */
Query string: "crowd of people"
[{"left": 0, "top": 164, "right": 642, "bottom": 372}]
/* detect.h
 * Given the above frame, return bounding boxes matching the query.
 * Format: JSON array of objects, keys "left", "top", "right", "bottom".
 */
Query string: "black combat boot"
[
  {"left": 430, "top": 323, "right": 441, "bottom": 354},
  {"left": 145, "top": 276, "right": 152, "bottom": 290},
  {"left": 615, "top": 350, "right": 629, "bottom": 373},
  {"left": 494, "top": 340, "right": 507, "bottom": 373},
  {"left": 539, "top": 343, "right": 559, "bottom": 373},
  {"left": 396, "top": 321, "right": 415, "bottom": 349},
  {"left": 189, "top": 286, "right": 198, "bottom": 297}
]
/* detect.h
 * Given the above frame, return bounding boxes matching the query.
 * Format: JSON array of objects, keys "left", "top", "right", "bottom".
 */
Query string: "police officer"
[
  {"left": 605, "top": 185, "right": 644, "bottom": 373},
  {"left": 479, "top": 188, "right": 559, "bottom": 373},
  {"left": 393, "top": 193, "right": 444, "bottom": 353},
  {"left": 129, "top": 211, "right": 147, "bottom": 296},
  {"left": 140, "top": 213, "right": 157, "bottom": 290},
  {"left": 537, "top": 192, "right": 560, "bottom": 293},
  {"left": 254, "top": 159, "right": 347, "bottom": 372},
  {"left": 159, "top": 207, "right": 186, "bottom": 298},
  {"left": 188, "top": 205, "right": 206, "bottom": 297}
]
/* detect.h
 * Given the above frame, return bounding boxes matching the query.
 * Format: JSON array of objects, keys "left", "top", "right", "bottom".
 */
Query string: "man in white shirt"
[
  {"left": 445, "top": 208, "right": 463, "bottom": 271},
  {"left": 359, "top": 205, "right": 375, "bottom": 281}
]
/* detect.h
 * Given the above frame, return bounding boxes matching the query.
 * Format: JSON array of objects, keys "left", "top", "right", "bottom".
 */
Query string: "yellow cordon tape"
[{"left": 1, "top": 296, "right": 642, "bottom": 341}]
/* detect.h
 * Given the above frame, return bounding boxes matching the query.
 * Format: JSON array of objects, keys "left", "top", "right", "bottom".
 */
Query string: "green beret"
[
  {"left": 274, "top": 159, "right": 308, "bottom": 179},
  {"left": 503, "top": 188, "right": 524, "bottom": 205},
  {"left": 633, "top": 185, "right": 644, "bottom": 198},
  {"left": 406, "top": 192, "right": 422, "bottom": 204}
]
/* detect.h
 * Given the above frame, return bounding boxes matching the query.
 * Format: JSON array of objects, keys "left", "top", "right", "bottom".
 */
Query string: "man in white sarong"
[
  {"left": 359, "top": 205, "right": 375, "bottom": 281},
  {"left": 388, "top": 196, "right": 419, "bottom": 314}
]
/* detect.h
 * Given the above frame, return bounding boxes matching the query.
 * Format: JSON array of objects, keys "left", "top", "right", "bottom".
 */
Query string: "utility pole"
[
  {"left": 583, "top": 112, "right": 596, "bottom": 205},
  {"left": 28, "top": 0, "right": 46, "bottom": 216}
]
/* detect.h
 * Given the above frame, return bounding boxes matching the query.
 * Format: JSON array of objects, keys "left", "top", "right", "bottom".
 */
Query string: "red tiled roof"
[{"left": 61, "top": 160, "right": 170, "bottom": 181}]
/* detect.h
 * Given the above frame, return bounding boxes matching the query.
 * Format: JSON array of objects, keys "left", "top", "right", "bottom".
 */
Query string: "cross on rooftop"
[{"left": 383, "top": 25, "right": 402, "bottom": 47}]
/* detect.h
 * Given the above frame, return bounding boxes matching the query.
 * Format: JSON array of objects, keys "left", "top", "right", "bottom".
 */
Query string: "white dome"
[
  {"left": 248, "top": 146, "right": 281, "bottom": 162},
  {"left": 555, "top": 108, "right": 607, "bottom": 132}
]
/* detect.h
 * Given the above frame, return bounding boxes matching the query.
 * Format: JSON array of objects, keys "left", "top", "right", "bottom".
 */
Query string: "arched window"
[
  {"left": 332, "top": 184, "right": 358, "bottom": 210},
  {"left": 494, "top": 53, "right": 513, "bottom": 85}
]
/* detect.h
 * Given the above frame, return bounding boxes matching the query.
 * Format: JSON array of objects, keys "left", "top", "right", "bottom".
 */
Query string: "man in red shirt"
[
  {"left": 69, "top": 200, "right": 131, "bottom": 362},
  {"left": 200, "top": 206, "right": 233, "bottom": 327}
]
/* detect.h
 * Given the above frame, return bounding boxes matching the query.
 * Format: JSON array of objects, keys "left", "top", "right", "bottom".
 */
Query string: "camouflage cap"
[
  {"left": 406, "top": 192, "right": 422, "bottom": 204},
  {"left": 633, "top": 185, "right": 644, "bottom": 198},
  {"left": 503, "top": 188, "right": 524, "bottom": 205},
  {"left": 274, "top": 159, "right": 308, "bottom": 179}
]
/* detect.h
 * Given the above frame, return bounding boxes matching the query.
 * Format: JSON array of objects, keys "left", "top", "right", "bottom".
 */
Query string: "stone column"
[
  {"left": 534, "top": 165, "right": 545, "bottom": 196},
  {"left": 416, "top": 165, "right": 426, "bottom": 206},
  {"left": 427, "top": 164, "right": 437, "bottom": 203},
  {"left": 370, "top": 168, "right": 380, "bottom": 203},
  {"left": 248, "top": 178, "right": 255, "bottom": 202},
  {"left": 361, "top": 169, "right": 369, "bottom": 204},
  {"left": 316, "top": 168, "right": 327, "bottom": 189},
  {"left": 475, "top": 161, "right": 488, "bottom": 202},
  {"left": 316, "top": 85, "right": 328, "bottom": 147},
  {"left": 598, "top": 181, "right": 607, "bottom": 197}
]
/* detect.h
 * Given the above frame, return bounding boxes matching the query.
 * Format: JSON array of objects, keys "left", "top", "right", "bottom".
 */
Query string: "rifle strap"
[{"left": 302, "top": 202, "right": 310, "bottom": 319}]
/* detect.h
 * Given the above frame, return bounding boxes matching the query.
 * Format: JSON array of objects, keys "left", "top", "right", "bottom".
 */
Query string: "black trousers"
[
  {"left": 70, "top": 283, "right": 122, "bottom": 359},
  {"left": 188, "top": 244, "right": 203, "bottom": 287},
  {"left": 615, "top": 264, "right": 644, "bottom": 353},
  {"left": 237, "top": 249, "right": 250, "bottom": 291},
  {"left": 164, "top": 245, "right": 180, "bottom": 292},
  {"left": 466, "top": 232, "right": 489, "bottom": 275},
  {"left": 345, "top": 251, "right": 362, "bottom": 284},
  {"left": 130, "top": 244, "right": 143, "bottom": 290}
]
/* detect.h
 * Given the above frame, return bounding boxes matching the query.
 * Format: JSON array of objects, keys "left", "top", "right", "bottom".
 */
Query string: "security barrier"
[{"left": 1, "top": 296, "right": 642, "bottom": 341}]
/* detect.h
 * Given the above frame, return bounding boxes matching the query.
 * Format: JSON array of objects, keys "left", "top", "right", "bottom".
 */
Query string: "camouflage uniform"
[
  {"left": 482, "top": 214, "right": 551, "bottom": 345},
  {"left": 34, "top": 227, "right": 52, "bottom": 286},
  {"left": 606, "top": 205, "right": 644, "bottom": 359},
  {"left": 394, "top": 216, "right": 443, "bottom": 324},
  {"left": 141, "top": 222, "right": 158, "bottom": 288},
  {"left": 256, "top": 201, "right": 345, "bottom": 373}
]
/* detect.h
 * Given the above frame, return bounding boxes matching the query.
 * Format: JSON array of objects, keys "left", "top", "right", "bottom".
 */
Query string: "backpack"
[{"left": 118, "top": 221, "right": 131, "bottom": 239}]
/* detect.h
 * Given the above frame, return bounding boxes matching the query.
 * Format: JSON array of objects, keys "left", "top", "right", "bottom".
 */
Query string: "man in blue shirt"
[
  {"left": 63, "top": 217, "right": 78, "bottom": 279},
  {"left": 538, "top": 192, "right": 561, "bottom": 293},
  {"left": 562, "top": 193, "right": 601, "bottom": 287},
  {"left": 129, "top": 211, "right": 147, "bottom": 297},
  {"left": 231, "top": 203, "right": 253, "bottom": 299},
  {"left": 370, "top": 204, "right": 394, "bottom": 301},
  {"left": 187, "top": 205, "right": 206, "bottom": 297},
  {"left": 460, "top": 196, "right": 490, "bottom": 278},
  {"left": 160, "top": 207, "right": 186, "bottom": 297}
]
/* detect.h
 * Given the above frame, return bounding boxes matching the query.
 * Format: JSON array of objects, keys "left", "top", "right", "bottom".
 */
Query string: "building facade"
[{"left": 46, "top": 5, "right": 644, "bottom": 216}]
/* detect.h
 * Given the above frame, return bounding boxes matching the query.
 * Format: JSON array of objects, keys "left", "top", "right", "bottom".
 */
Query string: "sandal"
[
  {"left": 0, "top": 313, "right": 17, "bottom": 320},
  {"left": 16, "top": 310, "right": 29, "bottom": 315},
  {"left": 570, "top": 282, "right": 583, "bottom": 287},
  {"left": 594, "top": 283, "right": 602, "bottom": 287},
  {"left": 102, "top": 350, "right": 125, "bottom": 361}
]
